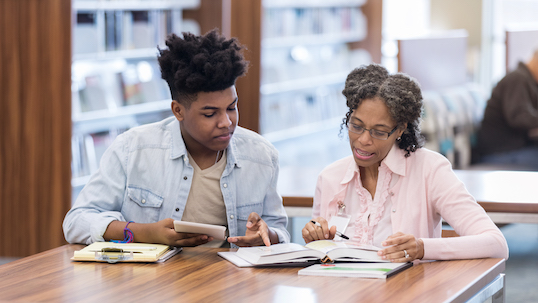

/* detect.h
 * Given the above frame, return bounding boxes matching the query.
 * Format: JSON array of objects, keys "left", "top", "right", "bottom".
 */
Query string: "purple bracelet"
[{"left": 112, "top": 221, "right": 134, "bottom": 243}]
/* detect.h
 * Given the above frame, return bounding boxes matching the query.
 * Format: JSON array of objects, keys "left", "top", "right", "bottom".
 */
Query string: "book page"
[
  {"left": 235, "top": 243, "right": 323, "bottom": 265},
  {"left": 304, "top": 240, "right": 341, "bottom": 254},
  {"left": 304, "top": 240, "right": 384, "bottom": 262},
  {"left": 255, "top": 243, "right": 312, "bottom": 256},
  {"left": 305, "top": 240, "right": 380, "bottom": 255}
]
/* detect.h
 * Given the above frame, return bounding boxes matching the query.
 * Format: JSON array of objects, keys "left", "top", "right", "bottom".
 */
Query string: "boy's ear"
[{"left": 171, "top": 100, "right": 185, "bottom": 121}]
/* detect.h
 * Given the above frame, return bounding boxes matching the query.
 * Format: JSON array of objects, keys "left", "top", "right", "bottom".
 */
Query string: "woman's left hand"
[{"left": 377, "top": 232, "right": 424, "bottom": 262}]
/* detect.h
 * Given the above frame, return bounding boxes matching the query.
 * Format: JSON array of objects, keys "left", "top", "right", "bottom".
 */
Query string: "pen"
[
  {"left": 310, "top": 220, "right": 349, "bottom": 240},
  {"left": 92, "top": 246, "right": 158, "bottom": 251}
]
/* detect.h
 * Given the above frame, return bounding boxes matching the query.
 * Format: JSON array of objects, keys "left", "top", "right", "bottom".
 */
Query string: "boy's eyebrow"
[
  {"left": 200, "top": 98, "right": 238, "bottom": 110},
  {"left": 228, "top": 98, "right": 238, "bottom": 107}
]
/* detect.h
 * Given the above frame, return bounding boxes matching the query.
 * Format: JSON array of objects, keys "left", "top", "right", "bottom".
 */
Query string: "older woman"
[{"left": 302, "top": 64, "right": 508, "bottom": 262}]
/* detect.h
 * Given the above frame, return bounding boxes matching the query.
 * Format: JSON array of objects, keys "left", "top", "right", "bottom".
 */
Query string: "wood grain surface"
[
  {"left": 0, "top": 245, "right": 504, "bottom": 303},
  {"left": 0, "top": 0, "right": 72, "bottom": 257}
]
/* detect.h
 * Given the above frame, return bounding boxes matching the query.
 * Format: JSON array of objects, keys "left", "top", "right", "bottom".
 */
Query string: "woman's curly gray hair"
[{"left": 341, "top": 64, "right": 425, "bottom": 157}]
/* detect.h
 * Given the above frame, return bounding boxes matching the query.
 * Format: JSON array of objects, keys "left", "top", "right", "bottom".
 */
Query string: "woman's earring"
[{"left": 397, "top": 136, "right": 401, "bottom": 141}]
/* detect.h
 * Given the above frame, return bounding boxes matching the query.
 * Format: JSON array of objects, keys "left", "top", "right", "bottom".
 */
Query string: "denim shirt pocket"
[
  {"left": 125, "top": 186, "right": 164, "bottom": 223},
  {"left": 236, "top": 202, "right": 264, "bottom": 221}
]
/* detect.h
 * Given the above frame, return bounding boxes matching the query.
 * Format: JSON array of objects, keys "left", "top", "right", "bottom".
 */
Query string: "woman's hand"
[
  {"left": 227, "top": 212, "right": 279, "bottom": 247},
  {"left": 301, "top": 217, "right": 336, "bottom": 244},
  {"left": 377, "top": 232, "right": 424, "bottom": 262}
]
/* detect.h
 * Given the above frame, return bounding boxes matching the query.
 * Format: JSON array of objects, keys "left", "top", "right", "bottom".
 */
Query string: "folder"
[{"left": 72, "top": 242, "right": 181, "bottom": 263}]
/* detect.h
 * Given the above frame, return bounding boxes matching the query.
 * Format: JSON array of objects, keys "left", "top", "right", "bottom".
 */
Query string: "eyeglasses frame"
[{"left": 346, "top": 121, "right": 399, "bottom": 140}]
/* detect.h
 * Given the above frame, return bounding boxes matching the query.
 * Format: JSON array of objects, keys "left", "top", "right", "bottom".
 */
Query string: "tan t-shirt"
[{"left": 182, "top": 150, "right": 229, "bottom": 247}]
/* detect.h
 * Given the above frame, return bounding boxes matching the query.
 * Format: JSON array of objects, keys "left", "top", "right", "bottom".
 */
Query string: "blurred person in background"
[{"left": 475, "top": 49, "right": 538, "bottom": 170}]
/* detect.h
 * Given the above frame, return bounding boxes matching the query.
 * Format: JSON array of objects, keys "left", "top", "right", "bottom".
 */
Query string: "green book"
[{"left": 298, "top": 262, "right": 412, "bottom": 279}]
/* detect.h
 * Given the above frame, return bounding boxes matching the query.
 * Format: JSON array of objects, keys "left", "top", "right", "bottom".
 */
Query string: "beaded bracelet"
[{"left": 112, "top": 221, "right": 134, "bottom": 243}]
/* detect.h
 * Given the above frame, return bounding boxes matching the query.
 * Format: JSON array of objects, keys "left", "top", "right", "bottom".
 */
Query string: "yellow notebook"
[{"left": 72, "top": 242, "right": 180, "bottom": 263}]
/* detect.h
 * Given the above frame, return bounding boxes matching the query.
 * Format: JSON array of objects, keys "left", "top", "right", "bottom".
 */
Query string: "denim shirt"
[{"left": 63, "top": 116, "right": 290, "bottom": 245}]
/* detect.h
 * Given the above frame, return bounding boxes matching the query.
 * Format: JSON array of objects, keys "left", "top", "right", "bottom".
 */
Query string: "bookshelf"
[
  {"left": 69, "top": 0, "right": 382, "bottom": 200},
  {"left": 71, "top": 0, "right": 200, "bottom": 200},
  {"left": 259, "top": 0, "right": 377, "bottom": 140}
]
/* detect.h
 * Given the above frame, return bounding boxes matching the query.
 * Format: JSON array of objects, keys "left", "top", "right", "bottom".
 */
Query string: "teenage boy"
[{"left": 63, "top": 29, "right": 290, "bottom": 247}]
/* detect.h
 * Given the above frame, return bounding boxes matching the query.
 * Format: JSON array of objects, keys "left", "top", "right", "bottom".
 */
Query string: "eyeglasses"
[{"left": 346, "top": 121, "right": 398, "bottom": 140}]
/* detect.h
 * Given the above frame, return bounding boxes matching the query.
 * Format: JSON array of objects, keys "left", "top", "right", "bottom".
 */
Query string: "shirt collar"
[
  {"left": 167, "top": 118, "right": 187, "bottom": 160},
  {"left": 167, "top": 118, "right": 240, "bottom": 167},
  {"left": 382, "top": 143, "right": 407, "bottom": 177},
  {"left": 340, "top": 143, "right": 407, "bottom": 185}
]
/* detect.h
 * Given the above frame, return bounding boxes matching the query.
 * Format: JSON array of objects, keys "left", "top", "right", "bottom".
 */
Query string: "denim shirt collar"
[{"left": 165, "top": 117, "right": 241, "bottom": 170}]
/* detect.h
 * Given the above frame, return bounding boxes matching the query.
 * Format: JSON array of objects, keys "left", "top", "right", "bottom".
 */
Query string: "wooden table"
[
  {"left": 279, "top": 167, "right": 538, "bottom": 223},
  {"left": 0, "top": 245, "right": 505, "bottom": 303}
]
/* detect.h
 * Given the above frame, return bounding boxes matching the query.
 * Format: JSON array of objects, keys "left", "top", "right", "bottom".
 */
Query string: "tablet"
[{"left": 173, "top": 220, "right": 227, "bottom": 241}]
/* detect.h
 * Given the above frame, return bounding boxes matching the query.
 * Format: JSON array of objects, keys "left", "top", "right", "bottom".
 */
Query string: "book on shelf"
[
  {"left": 90, "top": 132, "right": 114, "bottom": 166},
  {"left": 72, "top": 242, "right": 181, "bottom": 263},
  {"left": 71, "top": 135, "right": 91, "bottom": 178},
  {"left": 77, "top": 72, "right": 124, "bottom": 112},
  {"left": 105, "top": 11, "right": 117, "bottom": 51},
  {"left": 72, "top": 129, "right": 128, "bottom": 180},
  {"left": 262, "top": 6, "right": 366, "bottom": 39},
  {"left": 225, "top": 240, "right": 387, "bottom": 266},
  {"left": 74, "top": 9, "right": 175, "bottom": 54},
  {"left": 298, "top": 262, "right": 412, "bottom": 279},
  {"left": 121, "top": 64, "right": 145, "bottom": 105},
  {"left": 136, "top": 60, "right": 171, "bottom": 103},
  {"left": 74, "top": 12, "right": 99, "bottom": 55},
  {"left": 132, "top": 10, "right": 155, "bottom": 49},
  {"left": 78, "top": 75, "right": 110, "bottom": 112}
]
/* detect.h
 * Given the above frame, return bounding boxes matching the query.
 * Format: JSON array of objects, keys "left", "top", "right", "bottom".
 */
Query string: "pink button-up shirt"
[{"left": 312, "top": 145, "right": 509, "bottom": 260}]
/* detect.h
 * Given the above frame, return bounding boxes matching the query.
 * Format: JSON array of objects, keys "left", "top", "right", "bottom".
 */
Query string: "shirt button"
[
  {"left": 141, "top": 199, "right": 146, "bottom": 204},
  {"left": 223, "top": 183, "right": 228, "bottom": 188},
  {"left": 392, "top": 209, "right": 396, "bottom": 213},
  {"left": 183, "top": 176, "right": 188, "bottom": 180},
  {"left": 176, "top": 208, "right": 180, "bottom": 212},
  {"left": 389, "top": 192, "right": 395, "bottom": 196},
  {"left": 230, "top": 215, "right": 234, "bottom": 219}
]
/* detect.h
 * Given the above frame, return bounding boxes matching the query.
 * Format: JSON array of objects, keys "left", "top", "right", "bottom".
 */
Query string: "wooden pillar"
[
  {"left": 352, "top": 0, "right": 383, "bottom": 64},
  {"left": 0, "top": 0, "right": 72, "bottom": 257},
  {"left": 183, "top": 0, "right": 225, "bottom": 35},
  {"left": 184, "top": 0, "right": 261, "bottom": 133},
  {"left": 229, "top": 0, "right": 261, "bottom": 133}
]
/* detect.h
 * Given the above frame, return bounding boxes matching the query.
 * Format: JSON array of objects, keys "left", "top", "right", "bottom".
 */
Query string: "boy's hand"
[
  {"left": 227, "top": 212, "right": 278, "bottom": 246},
  {"left": 105, "top": 219, "right": 213, "bottom": 247},
  {"left": 149, "top": 218, "right": 214, "bottom": 247}
]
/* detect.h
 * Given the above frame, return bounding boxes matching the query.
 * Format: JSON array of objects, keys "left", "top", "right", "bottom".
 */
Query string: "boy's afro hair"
[{"left": 158, "top": 29, "right": 249, "bottom": 99}]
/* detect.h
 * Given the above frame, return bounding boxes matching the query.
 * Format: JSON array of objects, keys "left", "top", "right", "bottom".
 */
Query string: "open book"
[
  {"left": 231, "top": 240, "right": 386, "bottom": 266},
  {"left": 72, "top": 242, "right": 181, "bottom": 263},
  {"left": 298, "top": 262, "right": 412, "bottom": 279}
]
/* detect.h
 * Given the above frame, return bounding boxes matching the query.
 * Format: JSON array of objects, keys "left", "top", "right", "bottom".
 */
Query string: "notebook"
[{"left": 72, "top": 242, "right": 181, "bottom": 263}]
